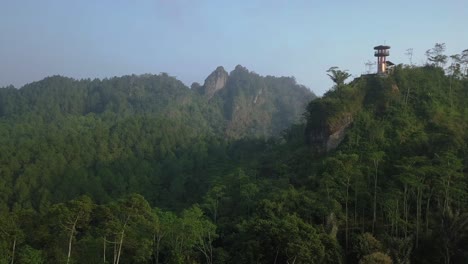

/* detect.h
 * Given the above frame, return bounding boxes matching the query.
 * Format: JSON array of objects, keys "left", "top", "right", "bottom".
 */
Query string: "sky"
[{"left": 1, "top": 0, "right": 467, "bottom": 95}]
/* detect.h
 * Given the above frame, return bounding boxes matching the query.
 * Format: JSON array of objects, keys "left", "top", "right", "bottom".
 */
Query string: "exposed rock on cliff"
[
  {"left": 192, "top": 65, "right": 315, "bottom": 138},
  {"left": 197, "top": 66, "right": 228, "bottom": 99},
  {"left": 305, "top": 74, "right": 400, "bottom": 153},
  {"left": 307, "top": 112, "right": 353, "bottom": 153}
]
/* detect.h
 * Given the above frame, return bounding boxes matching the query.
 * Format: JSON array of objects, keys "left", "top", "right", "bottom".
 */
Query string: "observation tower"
[{"left": 374, "top": 45, "right": 390, "bottom": 74}]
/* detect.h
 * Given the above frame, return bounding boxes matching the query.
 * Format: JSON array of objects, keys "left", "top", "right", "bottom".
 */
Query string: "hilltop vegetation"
[{"left": 0, "top": 46, "right": 468, "bottom": 263}]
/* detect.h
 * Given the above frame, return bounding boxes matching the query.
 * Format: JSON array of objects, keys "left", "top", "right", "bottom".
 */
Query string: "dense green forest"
[{"left": 1, "top": 46, "right": 468, "bottom": 263}]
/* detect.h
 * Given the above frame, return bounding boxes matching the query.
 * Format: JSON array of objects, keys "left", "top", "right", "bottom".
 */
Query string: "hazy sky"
[{"left": 1, "top": 0, "right": 467, "bottom": 95}]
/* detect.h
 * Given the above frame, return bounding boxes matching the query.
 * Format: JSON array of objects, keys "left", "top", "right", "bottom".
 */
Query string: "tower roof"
[{"left": 374, "top": 45, "right": 390, "bottom": 50}]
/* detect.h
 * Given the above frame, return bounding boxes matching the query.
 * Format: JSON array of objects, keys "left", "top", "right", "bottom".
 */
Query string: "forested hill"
[
  {"left": 0, "top": 65, "right": 315, "bottom": 138},
  {"left": 1, "top": 61, "right": 467, "bottom": 263},
  {"left": 301, "top": 64, "right": 468, "bottom": 263},
  {"left": 194, "top": 65, "right": 315, "bottom": 138}
]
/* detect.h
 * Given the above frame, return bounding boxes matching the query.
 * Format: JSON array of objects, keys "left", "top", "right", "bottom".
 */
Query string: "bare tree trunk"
[
  {"left": 115, "top": 215, "right": 131, "bottom": 264},
  {"left": 10, "top": 236, "right": 16, "bottom": 264},
  {"left": 362, "top": 204, "right": 365, "bottom": 232},
  {"left": 209, "top": 233, "right": 213, "bottom": 264},
  {"left": 445, "top": 247, "right": 450, "bottom": 264},
  {"left": 103, "top": 237, "right": 106, "bottom": 264},
  {"left": 405, "top": 84, "right": 411, "bottom": 105},
  {"left": 403, "top": 185, "right": 408, "bottom": 238},
  {"left": 449, "top": 76, "right": 453, "bottom": 108},
  {"left": 116, "top": 230, "right": 125, "bottom": 264},
  {"left": 396, "top": 200, "right": 399, "bottom": 236},
  {"left": 425, "top": 189, "right": 432, "bottom": 234},
  {"left": 67, "top": 217, "right": 79, "bottom": 264},
  {"left": 345, "top": 177, "right": 350, "bottom": 251},
  {"left": 416, "top": 187, "right": 422, "bottom": 248},
  {"left": 113, "top": 239, "right": 117, "bottom": 264},
  {"left": 153, "top": 234, "right": 162, "bottom": 264},
  {"left": 354, "top": 186, "right": 358, "bottom": 226},
  {"left": 214, "top": 199, "right": 218, "bottom": 224},
  {"left": 443, "top": 174, "right": 452, "bottom": 214},
  {"left": 274, "top": 248, "right": 279, "bottom": 264},
  {"left": 372, "top": 160, "right": 379, "bottom": 233},
  {"left": 156, "top": 236, "right": 161, "bottom": 264}
]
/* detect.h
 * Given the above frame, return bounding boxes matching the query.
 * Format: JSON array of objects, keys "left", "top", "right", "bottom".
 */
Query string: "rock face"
[
  {"left": 325, "top": 114, "right": 353, "bottom": 151},
  {"left": 198, "top": 66, "right": 228, "bottom": 99},
  {"left": 305, "top": 73, "right": 400, "bottom": 153},
  {"left": 307, "top": 113, "right": 353, "bottom": 153},
  {"left": 193, "top": 65, "right": 315, "bottom": 138}
]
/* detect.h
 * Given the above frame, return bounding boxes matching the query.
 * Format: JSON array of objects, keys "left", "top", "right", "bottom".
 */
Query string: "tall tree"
[
  {"left": 326, "top": 67, "right": 352, "bottom": 89},
  {"left": 369, "top": 151, "right": 384, "bottom": 233},
  {"left": 0, "top": 211, "right": 23, "bottom": 264},
  {"left": 104, "top": 194, "right": 152, "bottom": 264},
  {"left": 50, "top": 196, "right": 94, "bottom": 264},
  {"left": 425, "top": 43, "right": 448, "bottom": 68}
]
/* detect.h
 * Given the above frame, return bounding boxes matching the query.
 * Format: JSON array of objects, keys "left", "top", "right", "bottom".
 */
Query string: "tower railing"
[{"left": 374, "top": 50, "right": 390, "bottom": 56}]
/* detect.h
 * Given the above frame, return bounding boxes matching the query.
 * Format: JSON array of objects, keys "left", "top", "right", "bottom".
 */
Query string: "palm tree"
[{"left": 326, "top": 67, "right": 351, "bottom": 89}]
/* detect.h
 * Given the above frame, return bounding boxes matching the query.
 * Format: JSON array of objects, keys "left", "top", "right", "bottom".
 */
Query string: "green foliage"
[
  {"left": 359, "top": 252, "right": 393, "bottom": 264},
  {"left": 17, "top": 246, "right": 45, "bottom": 264},
  {"left": 425, "top": 43, "right": 448, "bottom": 68},
  {"left": 327, "top": 66, "right": 352, "bottom": 88},
  {"left": 237, "top": 209, "right": 325, "bottom": 263},
  {"left": 0, "top": 59, "right": 467, "bottom": 263},
  {"left": 305, "top": 60, "right": 468, "bottom": 263},
  {"left": 354, "top": 233, "right": 384, "bottom": 259}
]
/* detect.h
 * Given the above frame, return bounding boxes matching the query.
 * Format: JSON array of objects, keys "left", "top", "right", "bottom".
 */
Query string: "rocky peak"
[
  {"left": 234, "top": 64, "right": 248, "bottom": 72},
  {"left": 200, "top": 66, "right": 228, "bottom": 99}
]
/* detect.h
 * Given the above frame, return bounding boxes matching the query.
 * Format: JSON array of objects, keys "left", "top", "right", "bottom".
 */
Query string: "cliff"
[
  {"left": 194, "top": 66, "right": 229, "bottom": 99},
  {"left": 305, "top": 74, "right": 399, "bottom": 153}
]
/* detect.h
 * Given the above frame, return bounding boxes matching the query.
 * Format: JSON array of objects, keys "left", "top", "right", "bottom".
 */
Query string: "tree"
[
  {"left": 385, "top": 236, "right": 412, "bottom": 264},
  {"left": 181, "top": 206, "right": 217, "bottom": 264},
  {"left": 238, "top": 210, "right": 325, "bottom": 264},
  {"left": 435, "top": 208, "right": 468, "bottom": 264},
  {"left": 425, "top": 43, "right": 448, "bottom": 68},
  {"left": 202, "top": 183, "right": 225, "bottom": 223},
  {"left": 0, "top": 211, "right": 23, "bottom": 264},
  {"left": 405, "top": 48, "right": 414, "bottom": 66},
  {"left": 354, "top": 233, "right": 383, "bottom": 260},
  {"left": 17, "top": 246, "right": 45, "bottom": 264},
  {"left": 322, "top": 153, "right": 361, "bottom": 251},
  {"left": 369, "top": 151, "right": 385, "bottom": 233},
  {"left": 461, "top": 49, "right": 468, "bottom": 76},
  {"left": 327, "top": 67, "right": 351, "bottom": 88},
  {"left": 50, "top": 195, "right": 94, "bottom": 264},
  {"left": 395, "top": 156, "right": 432, "bottom": 247},
  {"left": 104, "top": 194, "right": 152, "bottom": 264},
  {"left": 149, "top": 208, "right": 175, "bottom": 264}
]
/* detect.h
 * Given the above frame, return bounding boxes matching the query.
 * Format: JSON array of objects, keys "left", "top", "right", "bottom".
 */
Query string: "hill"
[
  {"left": 0, "top": 66, "right": 315, "bottom": 139},
  {"left": 0, "top": 66, "right": 315, "bottom": 210},
  {"left": 0, "top": 63, "right": 467, "bottom": 263}
]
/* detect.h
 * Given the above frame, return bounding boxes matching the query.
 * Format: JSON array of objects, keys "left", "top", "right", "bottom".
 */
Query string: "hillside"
[
  {"left": 0, "top": 67, "right": 314, "bottom": 210},
  {"left": 302, "top": 64, "right": 468, "bottom": 263},
  {"left": 194, "top": 65, "right": 314, "bottom": 138},
  {"left": 0, "top": 66, "right": 315, "bottom": 139},
  {"left": 0, "top": 64, "right": 467, "bottom": 263}
]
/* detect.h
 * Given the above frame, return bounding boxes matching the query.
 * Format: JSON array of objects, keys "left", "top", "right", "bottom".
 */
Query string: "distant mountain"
[
  {"left": 195, "top": 65, "right": 316, "bottom": 138},
  {"left": 0, "top": 66, "right": 315, "bottom": 138}
]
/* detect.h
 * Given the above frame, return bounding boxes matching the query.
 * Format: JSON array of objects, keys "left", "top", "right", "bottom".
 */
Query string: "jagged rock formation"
[
  {"left": 191, "top": 65, "right": 315, "bottom": 138},
  {"left": 211, "top": 65, "right": 315, "bottom": 138},
  {"left": 195, "top": 66, "right": 228, "bottom": 99},
  {"left": 1, "top": 66, "right": 315, "bottom": 139}
]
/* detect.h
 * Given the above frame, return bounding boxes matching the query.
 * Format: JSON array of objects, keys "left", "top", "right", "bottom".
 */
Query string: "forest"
[{"left": 0, "top": 44, "right": 467, "bottom": 263}]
